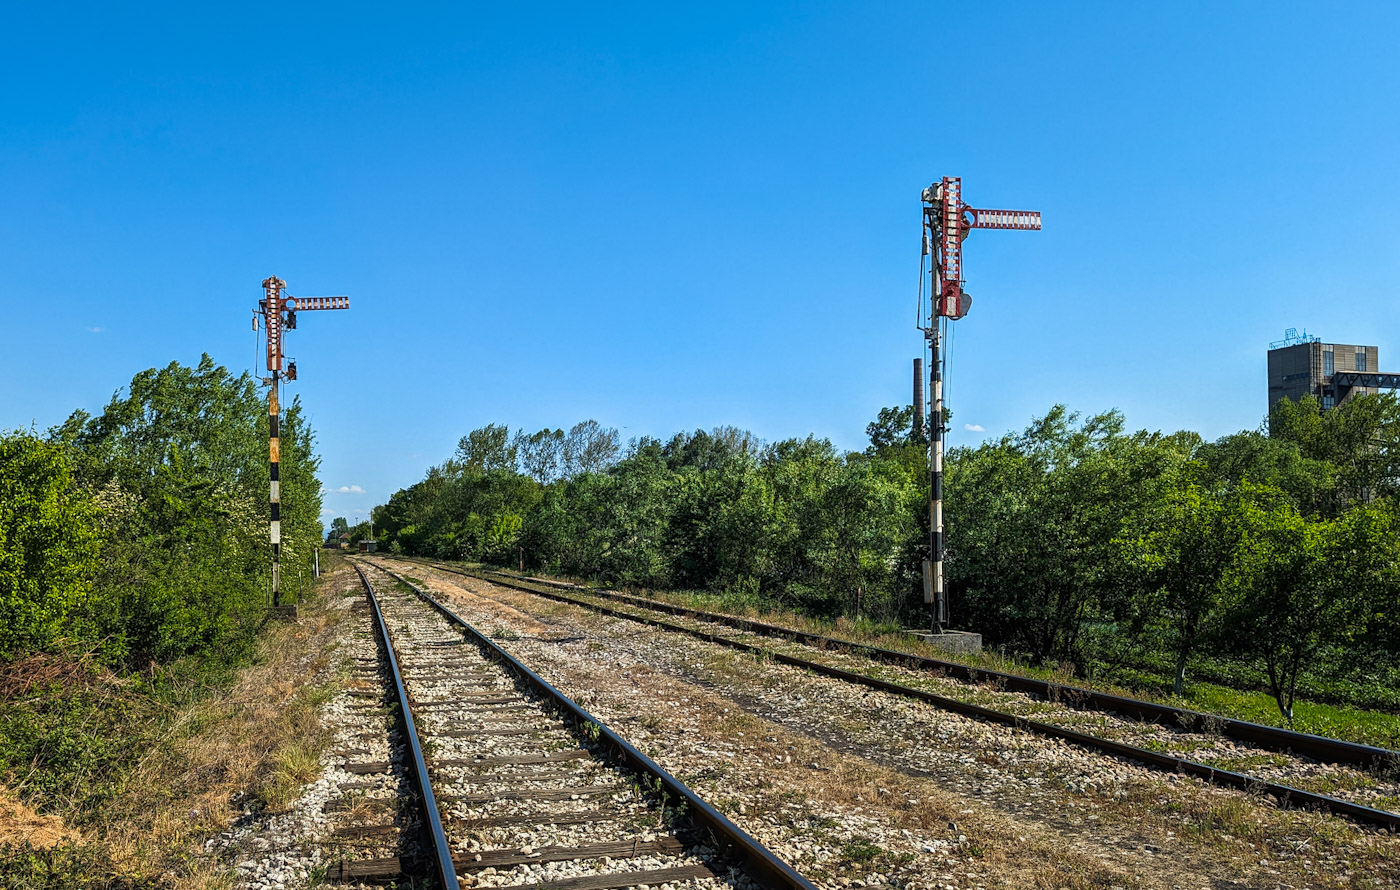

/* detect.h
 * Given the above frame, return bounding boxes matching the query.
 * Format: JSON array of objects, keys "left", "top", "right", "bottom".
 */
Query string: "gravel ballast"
[{"left": 376, "top": 557, "right": 1400, "bottom": 890}]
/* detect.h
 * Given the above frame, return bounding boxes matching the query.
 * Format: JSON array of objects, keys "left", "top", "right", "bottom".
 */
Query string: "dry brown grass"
[
  {"left": 0, "top": 648, "right": 120, "bottom": 700},
  {"left": 0, "top": 785, "right": 81, "bottom": 849},
  {"left": 85, "top": 557, "right": 356, "bottom": 887}
]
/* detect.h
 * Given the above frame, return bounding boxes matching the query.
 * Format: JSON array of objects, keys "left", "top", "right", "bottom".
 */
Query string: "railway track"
[
  {"left": 393, "top": 557, "right": 1400, "bottom": 834},
  {"left": 338, "top": 560, "right": 816, "bottom": 890}
]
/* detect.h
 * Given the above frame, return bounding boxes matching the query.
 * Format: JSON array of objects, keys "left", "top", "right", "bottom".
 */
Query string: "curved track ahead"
[
  {"left": 401, "top": 558, "right": 1400, "bottom": 834},
  {"left": 350, "top": 560, "right": 816, "bottom": 890}
]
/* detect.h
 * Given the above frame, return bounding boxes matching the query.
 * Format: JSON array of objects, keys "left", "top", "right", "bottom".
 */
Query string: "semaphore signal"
[
  {"left": 919, "top": 178, "right": 1040, "bottom": 632},
  {"left": 254, "top": 275, "right": 349, "bottom": 609}
]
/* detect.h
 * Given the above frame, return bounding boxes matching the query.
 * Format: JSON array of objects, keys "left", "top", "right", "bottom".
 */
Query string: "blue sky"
[{"left": 3, "top": 3, "right": 1398, "bottom": 524}]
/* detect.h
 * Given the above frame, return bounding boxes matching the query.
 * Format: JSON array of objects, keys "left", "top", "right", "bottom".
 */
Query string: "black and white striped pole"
[
  {"left": 257, "top": 275, "right": 349, "bottom": 610},
  {"left": 919, "top": 324, "right": 949, "bottom": 633},
  {"left": 927, "top": 323, "right": 947, "bottom": 632},
  {"left": 921, "top": 187, "right": 955, "bottom": 634}
]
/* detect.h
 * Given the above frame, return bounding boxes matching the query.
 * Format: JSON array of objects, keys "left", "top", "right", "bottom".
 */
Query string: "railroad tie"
[
  {"left": 455, "top": 836, "right": 685, "bottom": 872},
  {"left": 437, "top": 784, "right": 622, "bottom": 804},
  {"left": 327, "top": 856, "right": 408, "bottom": 882}
]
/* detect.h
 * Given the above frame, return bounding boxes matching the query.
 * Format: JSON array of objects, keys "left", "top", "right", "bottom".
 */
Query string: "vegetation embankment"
[
  {"left": 360, "top": 395, "right": 1400, "bottom": 738},
  {"left": 0, "top": 356, "right": 331, "bottom": 887}
]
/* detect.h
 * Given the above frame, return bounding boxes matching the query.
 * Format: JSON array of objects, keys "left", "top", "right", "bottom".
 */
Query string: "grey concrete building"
[{"left": 1267, "top": 331, "right": 1396, "bottom": 411}]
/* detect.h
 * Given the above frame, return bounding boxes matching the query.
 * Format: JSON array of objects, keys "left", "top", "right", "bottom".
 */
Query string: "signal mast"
[
  {"left": 919, "top": 178, "right": 1039, "bottom": 631},
  {"left": 255, "top": 276, "right": 349, "bottom": 609}
]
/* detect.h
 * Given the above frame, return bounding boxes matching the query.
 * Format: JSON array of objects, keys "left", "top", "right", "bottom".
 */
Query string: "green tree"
[
  {"left": 819, "top": 457, "right": 914, "bottom": 620},
  {"left": 663, "top": 446, "right": 771, "bottom": 592},
  {"left": 1222, "top": 491, "right": 1398, "bottom": 722},
  {"left": 866, "top": 405, "right": 919, "bottom": 451},
  {"left": 562, "top": 420, "right": 622, "bottom": 476},
  {"left": 455, "top": 424, "right": 517, "bottom": 474},
  {"left": 0, "top": 433, "right": 99, "bottom": 659},
  {"left": 1122, "top": 467, "right": 1242, "bottom": 694},
  {"left": 51, "top": 356, "right": 320, "bottom": 663},
  {"left": 515, "top": 428, "right": 565, "bottom": 483},
  {"left": 1196, "top": 429, "right": 1333, "bottom": 515},
  {"left": 947, "top": 407, "right": 1189, "bottom": 662},
  {"left": 598, "top": 441, "right": 672, "bottom": 585},
  {"left": 1268, "top": 392, "right": 1400, "bottom": 513}
]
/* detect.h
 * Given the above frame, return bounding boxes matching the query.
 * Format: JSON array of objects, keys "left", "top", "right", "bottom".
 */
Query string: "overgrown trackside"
[{"left": 0, "top": 356, "right": 328, "bottom": 887}]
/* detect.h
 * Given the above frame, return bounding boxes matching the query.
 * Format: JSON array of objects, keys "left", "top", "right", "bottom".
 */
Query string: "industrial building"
[
  {"left": 1268, "top": 332, "right": 1378, "bottom": 410},
  {"left": 1267, "top": 329, "right": 1400, "bottom": 411}
]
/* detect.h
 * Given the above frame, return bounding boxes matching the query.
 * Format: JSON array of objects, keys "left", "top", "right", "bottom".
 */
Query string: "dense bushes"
[
  {"left": 0, "top": 355, "right": 326, "bottom": 871},
  {"left": 947, "top": 397, "right": 1400, "bottom": 720},
  {"left": 371, "top": 393, "right": 1400, "bottom": 721},
  {"left": 0, "top": 436, "right": 99, "bottom": 660},
  {"left": 1, "top": 354, "right": 322, "bottom": 669}
]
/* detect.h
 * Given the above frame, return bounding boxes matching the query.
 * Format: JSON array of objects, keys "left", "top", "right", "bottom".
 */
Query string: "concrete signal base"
[{"left": 905, "top": 629, "right": 982, "bottom": 654}]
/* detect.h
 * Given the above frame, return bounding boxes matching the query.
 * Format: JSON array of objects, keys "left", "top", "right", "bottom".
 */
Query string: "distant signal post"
[
  {"left": 256, "top": 276, "right": 349, "bottom": 609},
  {"left": 920, "top": 178, "right": 1039, "bottom": 632}
]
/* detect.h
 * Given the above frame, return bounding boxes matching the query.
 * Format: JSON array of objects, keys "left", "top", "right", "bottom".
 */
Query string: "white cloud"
[
  {"left": 320, "top": 508, "right": 336, "bottom": 516},
  {"left": 964, "top": 423, "right": 985, "bottom": 432},
  {"left": 86, "top": 326, "right": 103, "bottom": 333},
  {"left": 327, "top": 485, "right": 365, "bottom": 494}
]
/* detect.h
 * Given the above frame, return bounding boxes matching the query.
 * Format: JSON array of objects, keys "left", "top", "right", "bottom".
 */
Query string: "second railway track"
[
  {"left": 390, "top": 557, "right": 1400, "bottom": 834},
  {"left": 346, "top": 560, "right": 815, "bottom": 890}
]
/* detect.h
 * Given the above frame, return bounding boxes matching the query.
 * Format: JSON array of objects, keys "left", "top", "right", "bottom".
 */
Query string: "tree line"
[
  {"left": 949, "top": 398, "right": 1400, "bottom": 720},
  {"left": 367, "top": 393, "right": 1400, "bottom": 721},
  {"left": 0, "top": 355, "right": 322, "bottom": 668},
  {"left": 367, "top": 419, "right": 918, "bottom": 620}
]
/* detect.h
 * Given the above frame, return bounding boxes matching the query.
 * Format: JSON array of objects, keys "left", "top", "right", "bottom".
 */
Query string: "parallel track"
[
  {"left": 349, "top": 560, "right": 816, "bottom": 890},
  {"left": 402, "top": 558, "right": 1400, "bottom": 833}
]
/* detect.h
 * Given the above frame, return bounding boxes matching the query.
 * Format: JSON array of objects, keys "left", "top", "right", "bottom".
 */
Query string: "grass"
[
  {"left": 1174, "top": 683, "right": 1400, "bottom": 750},
  {"left": 254, "top": 736, "right": 329, "bottom": 811},
  {"left": 0, "top": 551, "right": 355, "bottom": 888},
  {"left": 1093, "top": 648, "right": 1400, "bottom": 713},
  {"left": 839, "top": 837, "right": 884, "bottom": 863},
  {"left": 1132, "top": 785, "right": 1268, "bottom": 845}
]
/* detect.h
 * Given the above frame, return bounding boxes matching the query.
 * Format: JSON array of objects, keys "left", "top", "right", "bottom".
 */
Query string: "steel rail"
[
  {"left": 353, "top": 563, "right": 462, "bottom": 889},
  {"left": 434, "top": 561, "right": 1398, "bottom": 771},
  {"left": 367, "top": 562, "right": 818, "bottom": 890},
  {"left": 403, "top": 559, "right": 1400, "bottom": 833}
]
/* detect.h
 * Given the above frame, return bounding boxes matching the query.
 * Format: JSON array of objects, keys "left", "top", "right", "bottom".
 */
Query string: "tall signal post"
[
  {"left": 919, "top": 178, "right": 1039, "bottom": 631},
  {"left": 256, "top": 276, "right": 349, "bottom": 608}
]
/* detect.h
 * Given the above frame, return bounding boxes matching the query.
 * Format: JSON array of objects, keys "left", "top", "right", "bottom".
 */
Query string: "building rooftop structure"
[{"left": 1267, "top": 329, "right": 1400, "bottom": 411}]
